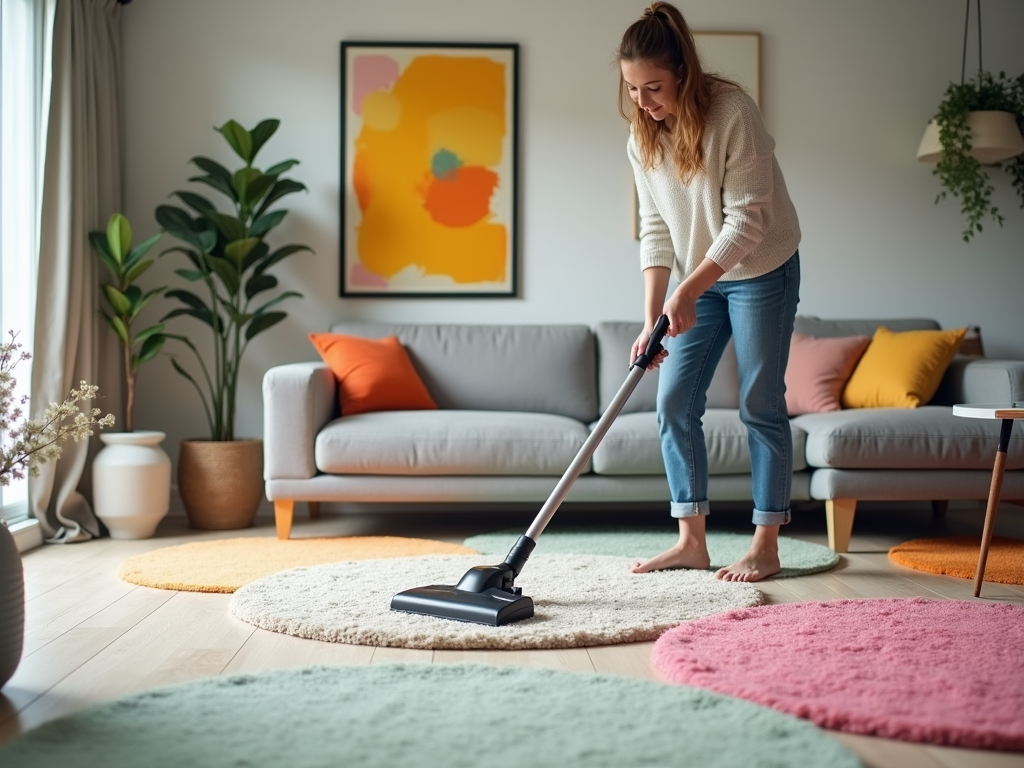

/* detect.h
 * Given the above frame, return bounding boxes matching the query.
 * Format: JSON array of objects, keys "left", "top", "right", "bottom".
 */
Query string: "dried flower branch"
[{"left": 0, "top": 332, "right": 115, "bottom": 485}]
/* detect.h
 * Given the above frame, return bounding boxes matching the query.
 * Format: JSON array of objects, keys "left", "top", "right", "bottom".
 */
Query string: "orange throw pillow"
[{"left": 309, "top": 333, "right": 437, "bottom": 416}]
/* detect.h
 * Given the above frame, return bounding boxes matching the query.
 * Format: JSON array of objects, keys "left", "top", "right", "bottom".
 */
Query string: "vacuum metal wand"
[{"left": 524, "top": 315, "right": 669, "bottom": 542}]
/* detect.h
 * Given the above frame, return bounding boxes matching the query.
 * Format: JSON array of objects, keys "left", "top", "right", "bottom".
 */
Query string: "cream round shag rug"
[
  {"left": 229, "top": 553, "right": 763, "bottom": 650},
  {"left": 117, "top": 537, "right": 478, "bottom": 593}
]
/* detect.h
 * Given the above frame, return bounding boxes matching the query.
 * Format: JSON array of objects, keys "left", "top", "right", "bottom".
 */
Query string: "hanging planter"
[
  {"left": 916, "top": 1, "right": 1024, "bottom": 241},
  {"left": 917, "top": 109, "right": 1024, "bottom": 165}
]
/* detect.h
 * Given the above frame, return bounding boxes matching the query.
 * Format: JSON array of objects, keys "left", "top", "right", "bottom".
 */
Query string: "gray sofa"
[{"left": 263, "top": 317, "right": 1024, "bottom": 550}]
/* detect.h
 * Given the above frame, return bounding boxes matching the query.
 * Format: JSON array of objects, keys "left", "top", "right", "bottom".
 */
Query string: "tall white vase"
[{"left": 92, "top": 430, "right": 171, "bottom": 539}]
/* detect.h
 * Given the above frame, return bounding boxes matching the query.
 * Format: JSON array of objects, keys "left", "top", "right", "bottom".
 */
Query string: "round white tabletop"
[{"left": 952, "top": 404, "right": 1024, "bottom": 419}]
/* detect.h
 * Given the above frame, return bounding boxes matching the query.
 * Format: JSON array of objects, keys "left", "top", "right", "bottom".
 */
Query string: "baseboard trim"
[
  {"left": 10, "top": 518, "right": 43, "bottom": 554},
  {"left": 165, "top": 487, "right": 275, "bottom": 519}
]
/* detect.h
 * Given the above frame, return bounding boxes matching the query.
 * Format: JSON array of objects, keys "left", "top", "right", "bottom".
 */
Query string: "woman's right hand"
[{"left": 630, "top": 326, "right": 669, "bottom": 370}]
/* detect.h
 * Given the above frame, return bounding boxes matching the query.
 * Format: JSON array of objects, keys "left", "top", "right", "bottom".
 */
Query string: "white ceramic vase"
[{"left": 92, "top": 430, "right": 171, "bottom": 539}]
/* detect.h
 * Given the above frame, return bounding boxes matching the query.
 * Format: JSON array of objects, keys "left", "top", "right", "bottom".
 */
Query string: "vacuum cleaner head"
[
  {"left": 390, "top": 583, "right": 534, "bottom": 626},
  {"left": 391, "top": 536, "right": 536, "bottom": 626}
]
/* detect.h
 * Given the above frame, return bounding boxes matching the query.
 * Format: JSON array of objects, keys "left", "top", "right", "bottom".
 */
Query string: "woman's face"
[{"left": 621, "top": 59, "right": 679, "bottom": 121}]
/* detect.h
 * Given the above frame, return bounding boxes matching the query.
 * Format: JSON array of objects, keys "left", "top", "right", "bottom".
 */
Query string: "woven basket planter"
[{"left": 178, "top": 439, "right": 264, "bottom": 530}]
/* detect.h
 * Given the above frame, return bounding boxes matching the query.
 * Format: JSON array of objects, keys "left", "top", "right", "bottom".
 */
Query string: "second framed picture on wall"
[
  {"left": 694, "top": 32, "right": 761, "bottom": 109},
  {"left": 340, "top": 42, "right": 519, "bottom": 297}
]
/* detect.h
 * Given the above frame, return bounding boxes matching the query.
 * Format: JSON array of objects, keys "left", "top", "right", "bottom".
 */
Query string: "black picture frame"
[{"left": 340, "top": 41, "right": 519, "bottom": 298}]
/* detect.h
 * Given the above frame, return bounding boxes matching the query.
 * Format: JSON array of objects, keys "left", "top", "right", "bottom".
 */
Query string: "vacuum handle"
[{"left": 631, "top": 314, "right": 670, "bottom": 371}]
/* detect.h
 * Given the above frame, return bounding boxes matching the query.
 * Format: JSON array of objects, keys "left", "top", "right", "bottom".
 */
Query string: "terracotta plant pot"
[
  {"left": 178, "top": 439, "right": 264, "bottom": 530},
  {"left": 0, "top": 522, "right": 24, "bottom": 689}
]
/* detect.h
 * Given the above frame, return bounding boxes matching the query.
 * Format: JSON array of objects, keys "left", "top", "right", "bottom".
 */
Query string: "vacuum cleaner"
[{"left": 390, "top": 314, "right": 670, "bottom": 626}]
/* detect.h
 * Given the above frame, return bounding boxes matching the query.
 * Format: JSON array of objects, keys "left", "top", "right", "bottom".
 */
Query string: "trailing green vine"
[{"left": 932, "top": 71, "right": 1024, "bottom": 242}]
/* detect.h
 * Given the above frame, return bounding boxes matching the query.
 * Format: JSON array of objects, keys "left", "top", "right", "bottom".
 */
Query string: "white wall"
[{"left": 122, "top": 0, "right": 1024, "bottom": 459}]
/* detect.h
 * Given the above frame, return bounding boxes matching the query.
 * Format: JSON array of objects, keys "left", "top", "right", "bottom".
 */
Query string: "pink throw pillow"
[{"left": 785, "top": 333, "right": 870, "bottom": 416}]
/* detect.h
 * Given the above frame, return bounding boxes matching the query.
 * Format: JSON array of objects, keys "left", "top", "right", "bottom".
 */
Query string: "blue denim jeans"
[{"left": 657, "top": 253, "right": 800, "bottom": 526}]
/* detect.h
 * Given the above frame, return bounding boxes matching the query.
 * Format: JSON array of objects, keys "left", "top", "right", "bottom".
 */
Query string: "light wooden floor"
[{"left": 3, "top": 501, "right": 1024, "bottom": 767}]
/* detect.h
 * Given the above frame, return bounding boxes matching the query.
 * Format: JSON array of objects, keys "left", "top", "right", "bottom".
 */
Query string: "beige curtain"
[{"left": 30, "top": 0, "right": 123, "bottom": 543}]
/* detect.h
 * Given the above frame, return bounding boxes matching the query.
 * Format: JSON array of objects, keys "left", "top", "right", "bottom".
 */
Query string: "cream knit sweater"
[{"left": 628, "top": 88, "right": 800, "bottom": 282}]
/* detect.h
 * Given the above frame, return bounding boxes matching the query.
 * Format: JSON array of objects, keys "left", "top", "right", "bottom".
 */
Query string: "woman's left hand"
[{"left": 663, "top": 288, "right": 698, "bottom": 338}]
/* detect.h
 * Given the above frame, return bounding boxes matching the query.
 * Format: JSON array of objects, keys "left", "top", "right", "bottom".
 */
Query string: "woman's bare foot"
[
  {"left": 714, "top": 548, "right": 780, "bottom": 582},
  {"left": 630, "top": 536, "right": 711, "bottom": 573},
  {"left": 715, "top": 524, "right": 781, "bottom": 582}
]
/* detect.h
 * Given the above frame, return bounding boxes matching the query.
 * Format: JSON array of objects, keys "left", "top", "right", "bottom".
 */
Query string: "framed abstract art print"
[{"left": 340, "top": 42, "right": 519, "bottom": 297}]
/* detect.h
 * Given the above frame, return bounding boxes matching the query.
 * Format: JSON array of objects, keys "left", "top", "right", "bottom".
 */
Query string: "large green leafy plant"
[
  {"left": 932, "top": 71, "right": 1024, "bottom": 241},
  {"left": 155, "top": 119, "right": 311, "bottom": 441},
  {"left": 89, "top": 213, "right": 166, "bottom": 432}
]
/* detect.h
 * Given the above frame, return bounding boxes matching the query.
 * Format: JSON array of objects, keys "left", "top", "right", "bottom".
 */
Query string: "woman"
[{"left": 621, "top": 2, "right": 801, "bottom": 582}]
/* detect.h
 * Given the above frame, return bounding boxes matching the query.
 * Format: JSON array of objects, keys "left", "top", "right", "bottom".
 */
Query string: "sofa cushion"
[
  {"left": 595, "top": 322, "right": 739, "bottom": 414},
  {"left": 308, "top": 333, "right": 437, "bottom": 415},
  {"left": 841, "top": 327, "right": 966, "bottom": 409},
  {"left": 315, "top": 410, "right": 591, "bottom": 476},
  {"left": 793, "top": 406, "right": 1024, "bottom": 470},
  {"left": 328, "top": 322, "right": 597, "bottom": 422},
  {"left": 591, "top": 410, "right": 808, "bottom": 476},
  {"left": 785, "top": 333, "right": 870, "bottom": 415},
  {"left": 793, "top": 316, "right": 941, "bottom": 338}
]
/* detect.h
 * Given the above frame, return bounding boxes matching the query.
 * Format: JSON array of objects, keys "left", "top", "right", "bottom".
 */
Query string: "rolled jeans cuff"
[
  {"left": 670, "top": 500, "right": 710, "bottom": 518},
  {"left": 753, "top": 507, "right": 791, "bottom": 526}
]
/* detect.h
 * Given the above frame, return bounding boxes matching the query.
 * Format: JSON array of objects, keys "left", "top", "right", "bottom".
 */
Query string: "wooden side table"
[{"left": 952, "top": 404, "right": 1024, "bottom": 597}]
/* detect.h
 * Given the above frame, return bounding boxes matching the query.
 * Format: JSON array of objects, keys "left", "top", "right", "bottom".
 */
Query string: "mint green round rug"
[
  {"left": 465, "top": 527, "right": 839, "bottom": 578},
  {"left": 0, "top": 664, "right": 859, "bottom": 768}
]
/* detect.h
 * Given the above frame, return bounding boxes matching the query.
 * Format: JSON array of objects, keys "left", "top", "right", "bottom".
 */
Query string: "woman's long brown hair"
[{"left": 618, "top": 2, "right": 737, "bottom": 182}]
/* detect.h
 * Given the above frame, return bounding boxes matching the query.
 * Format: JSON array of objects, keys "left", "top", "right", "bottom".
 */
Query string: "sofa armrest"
[
  {"left": 263, "top": 362, "right": 336, "bottom": 480},
  {"left": 933, "top": 358, "right": 1024, "bottom": 406}
]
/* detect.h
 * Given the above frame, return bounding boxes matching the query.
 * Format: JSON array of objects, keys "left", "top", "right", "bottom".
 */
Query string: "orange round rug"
[
  {"left": 888, "top": 536, "right": 1024, "bottom": 585},
  {"left": 117, "top": 537, "right": 478, "bottom": 593}
]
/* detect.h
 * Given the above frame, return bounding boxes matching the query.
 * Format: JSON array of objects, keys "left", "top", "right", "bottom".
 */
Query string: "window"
[{"left": 0, "top": 0, "right": 54, "bottom": 524}]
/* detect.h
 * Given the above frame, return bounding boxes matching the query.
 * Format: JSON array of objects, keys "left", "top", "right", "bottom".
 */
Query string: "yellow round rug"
[
  {"left": 117, "top": 537, "right": 478, "bottom": 593},
  {"left": 888, "top": 536, "right": 1024, "bottom": 585}
]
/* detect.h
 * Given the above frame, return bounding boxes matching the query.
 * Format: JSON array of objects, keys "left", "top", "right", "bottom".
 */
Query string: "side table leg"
[{"left": 974, "top": 419, "right": 1014, "bottom": 598}]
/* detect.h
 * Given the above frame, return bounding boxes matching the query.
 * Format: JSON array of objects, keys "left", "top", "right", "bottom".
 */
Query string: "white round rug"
[{"left": 229, "top": 553, "right": 762, "bottom": 650}]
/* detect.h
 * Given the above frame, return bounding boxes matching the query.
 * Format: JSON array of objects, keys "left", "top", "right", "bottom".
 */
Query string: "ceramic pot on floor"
[
  {"left": 178, "top": 438, "right": 263, "bottom": 530},
  {"left": 92, "top": 431, "right": 172, "bottom": 539},
  {"left": 0, "top": 521, "right": 24, "bottom": 689}
]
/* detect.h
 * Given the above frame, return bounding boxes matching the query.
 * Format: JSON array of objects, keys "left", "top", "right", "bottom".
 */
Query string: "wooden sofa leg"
[
  {"left": 275, "top": 500, "right": 295, "bottom": 540},
  {"left": 308, "top": 501, "right": 320, "bottom": 519},
  {"left": 826, "top": 499, "right": 856, "bottom": 553},
  {"left": 931, "top": 500, "right": 948, "bottom": 519}
]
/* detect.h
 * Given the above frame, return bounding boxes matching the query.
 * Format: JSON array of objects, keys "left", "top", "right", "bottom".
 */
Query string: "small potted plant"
[
  {"left": 155, "top": 118, "right": 311, "bottom": 530},
  {"left": 918, "top": 70, "right": 1024, "bottom": 241},
  {"left": 0, "top": 333, "right": 114, "bottom": 688},
  {"left": 88, "top": 213, "right": 173, "bottom": 539}
]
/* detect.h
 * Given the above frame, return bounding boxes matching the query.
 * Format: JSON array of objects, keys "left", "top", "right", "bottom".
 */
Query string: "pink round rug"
[{"left": 652, "top": 598, "right": 1024, "bottom": 751}]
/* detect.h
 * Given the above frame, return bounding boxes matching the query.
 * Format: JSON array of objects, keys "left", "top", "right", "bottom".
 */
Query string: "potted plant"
[
  {"left": 155, "top": 118, "right": 311, "bottom": 530},
  {"left": 88, "top": 214, "right": 173, "bottom": 539},
  {"left": 0, "top": 332, "right": 114, "bottom": 688},
  {"left": 918, "top": 70, "right": 1024, "bottom": 241}
]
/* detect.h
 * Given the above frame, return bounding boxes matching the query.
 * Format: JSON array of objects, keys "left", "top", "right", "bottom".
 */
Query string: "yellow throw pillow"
[{"left": 841, "top": 326, "right": 966, "bottom": 408}]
